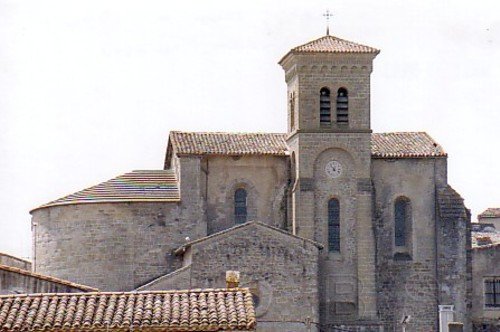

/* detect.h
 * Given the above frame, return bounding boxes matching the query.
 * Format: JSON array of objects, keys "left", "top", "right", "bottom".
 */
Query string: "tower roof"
[
  {"left": 279, "top": 34, "right": 379, "bottom": 64},
  {"left": 293, "top": 34, "right": 379, "bottom": 54}
]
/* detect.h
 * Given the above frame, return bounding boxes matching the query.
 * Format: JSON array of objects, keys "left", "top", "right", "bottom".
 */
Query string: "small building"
[
  {"left": 471, "top": 225, "right": 500, "bottom": 331},
  {"left": 478, "top": 208, "right": 500, "bottom": 229}
]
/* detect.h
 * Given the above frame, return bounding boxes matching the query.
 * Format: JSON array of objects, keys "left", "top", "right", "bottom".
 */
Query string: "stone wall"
[
  {"left": 0, "top": 252, "right": 31, "bottom": 270},
  {"left": 471, "top": 245, "right": 500, "bottom": 331},
  {"left": 32, "top": 201, "right": 204, "bottom": 291},
  {"left": 202, "top": 155, "right": 288, "bottom": 234},
  {"left": 372, "top": 158, "right": 442, "bottom": 332},
  {"left": 185, "top": 222, "right": 321, "bottom": 332},
  {"left": 436, "top": 185, "right": 472, "bottom": 330}
]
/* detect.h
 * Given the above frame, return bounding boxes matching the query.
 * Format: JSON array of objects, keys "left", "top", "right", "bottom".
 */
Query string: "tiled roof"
[
  {"left": 169, "top": 132, "right": 289, "bottom": 156},
  {"left": 371, "top": 132, "right": 447, "bottom": 158},
  {"left": 168, "top": 131, "right": 446, "bottom": 159},
  {"left": 0, "top": 265, "right": 97, "bottom": 292},
  {"left": 290, "top": 35, "right": 379, "bottom": 54},
  {"left": 0, "top": 289, "right": 256, "bottom": 331},
  {"left": 32, "top": 170, "right": 180, "bottom": 211},
  {"left": 478, "top": 208, "right": 500, "bottom": 219},
  {"left": 472, "top": 230, "right": 500, "bottom": 248}
]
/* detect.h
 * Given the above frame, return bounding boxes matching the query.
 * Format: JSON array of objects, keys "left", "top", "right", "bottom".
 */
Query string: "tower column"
[{"left": 356, "top": 192, "right": 377, "bottom": 319}]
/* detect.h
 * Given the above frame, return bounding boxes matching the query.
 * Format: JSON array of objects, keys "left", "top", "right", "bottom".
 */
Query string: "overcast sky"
[{"left": 1, "top": 0, "right": 499, "bottom": 259}]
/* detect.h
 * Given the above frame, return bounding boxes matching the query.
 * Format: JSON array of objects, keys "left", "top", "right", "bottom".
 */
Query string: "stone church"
[{"left": 19, "top": 32, "right": 471, "bottom": 331}]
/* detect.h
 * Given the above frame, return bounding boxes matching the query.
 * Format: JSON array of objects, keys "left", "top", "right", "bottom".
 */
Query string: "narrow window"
[
  {"left": 485, "top": 278, "right": 500, "bottom": 308},
  {"left": 234, "top": 189, "right": 247, "bottom": 224},
  {"left": 328, "top": 198, "right": 340, "bottom": 252},
  {"left": 336, "top": 88, "right": 348, "bottom": 123},
  {"left": 395, "top": 197, "right": 410, "bottom": 247},
  {"left": 320, "top": 88, "right": 331, "bottom": 124}
]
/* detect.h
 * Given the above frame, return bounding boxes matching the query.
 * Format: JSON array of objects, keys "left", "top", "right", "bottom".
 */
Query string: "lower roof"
[
  {"left": 31, "top": 170, "right": 180, "bottom": 212},
  {"left": 0, "top": 288, "right": 255, "bottom": 331}
]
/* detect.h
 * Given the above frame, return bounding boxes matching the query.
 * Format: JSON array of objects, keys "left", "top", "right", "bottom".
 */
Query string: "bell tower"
[{"left": 279, "top": 34, "right": 380, "bottom": 325}]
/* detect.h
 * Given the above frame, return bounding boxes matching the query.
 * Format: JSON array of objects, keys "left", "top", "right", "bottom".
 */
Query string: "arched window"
[
  {"left": 336, "top": 88, "right": 348, "bottom": 123},
  {"left": 320, "top": 88, "right": 331, "bottom": 124},
  {"left": 328, "top": 198, "right": 340, "bottom": 252},
  {"left": 234, "top": 189, "right": 247, "bottom": 224},
  {"left": 394, "top": 197, "right": 411, "bottom": 246}
]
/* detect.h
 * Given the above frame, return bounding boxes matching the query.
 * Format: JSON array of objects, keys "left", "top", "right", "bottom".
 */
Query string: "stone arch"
[
  {"left": 225, "top": 179, "right": 259, "bottom": 225},
  {"left": 313, "top": 147, "right": 359, "bottom": 179}
]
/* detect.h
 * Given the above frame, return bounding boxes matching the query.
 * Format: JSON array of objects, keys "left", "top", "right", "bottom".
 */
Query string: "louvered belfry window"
[
  {"left": 328, "top": 198, "right": 340, "bottom": 252},
  {"left": 485, "top": 278, "right": 500, "bottom": 307},
  {"left": 234, "top": 189, "right": 247, "bottom": 224},
  {"left": 395, "top": 198, "right": 410, "bottom": 247},
  {"left": 320, "top": 88, "right": 331, "bottom": 124},
  {"left": 336, "top": 88, "right": 349, "bottom": 123}
]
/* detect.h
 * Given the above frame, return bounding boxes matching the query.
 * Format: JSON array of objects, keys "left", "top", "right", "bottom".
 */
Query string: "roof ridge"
[
  {"left": 0, "top": 287, "right": 251, "bottom": 299},
  {"left": 175, "top": 221, "right": 323, "bottom": 255},
  {"left": 0, "top": 252, "right": 31, "bottom": 264},
  {"left": 171, "top": 130, "right": 286, "bottom": 135}
]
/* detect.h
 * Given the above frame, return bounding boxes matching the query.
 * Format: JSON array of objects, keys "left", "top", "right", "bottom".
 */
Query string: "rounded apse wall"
[{"left": 31, "top": 201, "right": 192, "bottom": 291}]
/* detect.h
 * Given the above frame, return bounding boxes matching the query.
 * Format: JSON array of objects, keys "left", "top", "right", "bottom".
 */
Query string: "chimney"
[
  {"left": 448, "top": 322, "right": 463, "bottom": 332},
  {"left": 439, "top": 305, "right": 454, "bottom": 332},
  {"left": 226, "top": 271, "right": 240, "bottom": 288}
]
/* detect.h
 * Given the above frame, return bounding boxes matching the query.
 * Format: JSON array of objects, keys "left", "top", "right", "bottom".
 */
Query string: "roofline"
[
  {"left": 30, "top": 198, "right": 181, "bottom": 214},
  {"left": 279, "top": 49, "right": 380, "bottom": 66},
  {"left": 0, "top": 264, "right": 98, "bottom": 292},
  {"left": 0, "top": 251, "right": 31, "bottom": 264},
  {"left": 371, "top": 155, "right": 448, "bottom": 159},
  {"left": 0, "top": 287, "right": 251, "bottom": 299},
  {"left": 175, "top": 221, "right": 323, "bottom": 255},
  {"left": 472, "top": 242, "right": 500, "bottom": 250}
]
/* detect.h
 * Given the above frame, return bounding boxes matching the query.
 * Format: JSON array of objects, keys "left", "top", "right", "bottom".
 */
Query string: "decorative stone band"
[{"left": 0, "top": 288, "right": 256, "bottom": 331}]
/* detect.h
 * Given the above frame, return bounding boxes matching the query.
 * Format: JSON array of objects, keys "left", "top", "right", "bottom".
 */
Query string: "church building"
[{"left": 23, "top": 32, "right": 471, "bottom": 332}]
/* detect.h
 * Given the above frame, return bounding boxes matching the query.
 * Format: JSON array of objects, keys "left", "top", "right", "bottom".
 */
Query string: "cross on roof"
[{"left": 323, "top": 10, "right": 333, "bottom": 35}]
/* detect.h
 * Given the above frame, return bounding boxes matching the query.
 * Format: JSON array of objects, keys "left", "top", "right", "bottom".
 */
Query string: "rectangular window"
[{"left": 485, "top": 278, "right": 500, "bottom": 308}]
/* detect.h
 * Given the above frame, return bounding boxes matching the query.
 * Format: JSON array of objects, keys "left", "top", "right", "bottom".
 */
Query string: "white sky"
[{"left": 1, "top": 0, "right": 499, "bottom": 259}]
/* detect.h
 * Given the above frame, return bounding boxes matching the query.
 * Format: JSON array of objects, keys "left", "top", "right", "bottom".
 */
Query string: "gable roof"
[
  {"left": 32, "top": 170, "right": 180, "bottom": 212},
  {"left": 478, "top": 208, "right": 500, "bottom": 219},
  {"left": 0, "top": 288, "right": 255, "bottom": 331},
  {"left": 0, "top": 265, "right": 97, "bottom": 293},
  {"left": 175, "top": 221, "right": 323, "bottom": 255},
  {"left": 167, "top": 131, "right": 446, "bottom": 161}
]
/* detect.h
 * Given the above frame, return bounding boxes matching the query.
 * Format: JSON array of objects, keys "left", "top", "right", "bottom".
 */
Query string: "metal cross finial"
[{"left": 323, "top": 10, "right": 333, "bottom": 35}]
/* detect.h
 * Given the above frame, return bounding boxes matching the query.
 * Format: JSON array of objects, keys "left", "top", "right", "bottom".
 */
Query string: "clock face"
[{"left": 325, "top": 160, "right": 343, "bottom": 179}]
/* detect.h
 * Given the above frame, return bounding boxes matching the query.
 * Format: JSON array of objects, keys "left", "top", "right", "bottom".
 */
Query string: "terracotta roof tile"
[
  {"left": 32, "top": 170, "right": 180, "bottom": 211},
  {"left": 0, "top": 289, "right": 255, "bottom": 331},
  {"left": 169, "top": 131, "right": 446, "bottom": 159},
  {"left": 478, "top": 208, "right": 500, "bottom": 219},
  {"left": 290, "top": 35, "right": 379, "bottom": 54},
  {"left": 0, "top": 265, "right": 97, "bottom": 293},
  {"left": 371, "top": 132, "right": 446, "bottom": 158},
  {"left": 170, "top": 131, "right": 288, "bottom": 156},
  {"left": 472, "top": 230, "right": 500, "bottom": 248}
]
